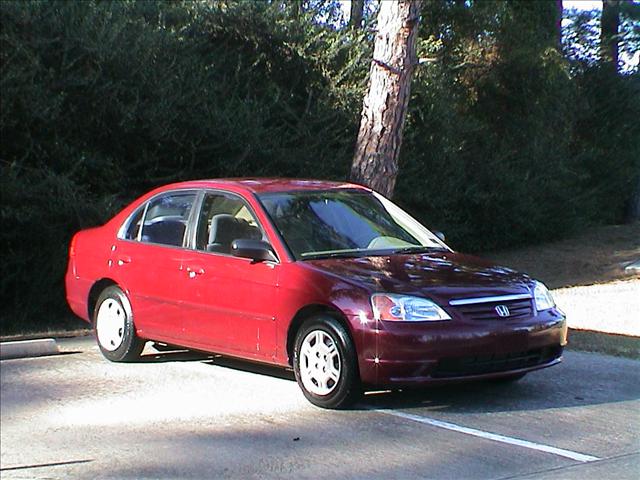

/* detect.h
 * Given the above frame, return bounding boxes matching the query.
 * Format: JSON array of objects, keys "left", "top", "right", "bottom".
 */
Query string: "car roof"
[{"left": 159, "top": 178, "right": 370, "bottom": 195}]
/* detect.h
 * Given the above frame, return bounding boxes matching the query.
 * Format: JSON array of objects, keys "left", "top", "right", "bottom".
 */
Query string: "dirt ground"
[
  {"left": 486, "top": 222, "right": 640, "bottom": 289},
  {"left": 487, "top": 222, "right": 639, "bottom": 347}
]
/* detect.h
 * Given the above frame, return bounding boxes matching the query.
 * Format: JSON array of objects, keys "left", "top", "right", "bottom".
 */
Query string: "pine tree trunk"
[
  {"left": 601, "top": 0, "right": 620, "bottom": 71},
  {"left": 628, "top": 174, "right": 640, "bottom": 222},
  {"left": 349, "top": 0, "right": 421, "bottom": 198},
  {"left": 555, "top": 0, "right": 563, "bottom": 49},
  {"left": 350, "top": 0, "right": 365, "bottom": 28}
]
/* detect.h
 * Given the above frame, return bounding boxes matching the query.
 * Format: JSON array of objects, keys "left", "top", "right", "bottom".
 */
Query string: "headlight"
[
  {"left": 533, "top": 281, "right": 555, "bottom": 311},
  {"left": 371, "top": 294, "right": 451, "bottom": 322}
]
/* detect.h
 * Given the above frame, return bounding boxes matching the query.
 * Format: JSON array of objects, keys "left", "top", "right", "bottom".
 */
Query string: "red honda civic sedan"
[{"left": 65, "top": 178, "right": 567, "bottom": 408}]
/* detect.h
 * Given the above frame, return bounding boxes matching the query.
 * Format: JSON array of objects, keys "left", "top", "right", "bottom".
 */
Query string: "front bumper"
[{"left": 353, "top": 308, "right": 567, "bottom": 387}]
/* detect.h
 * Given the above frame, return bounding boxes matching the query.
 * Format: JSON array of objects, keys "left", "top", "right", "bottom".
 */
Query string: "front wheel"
[
  {"left": 293, "top": 316, "right": 361, "bottom": 409},
  {"left": 93, "top": 286, "right": 145, "bottom": 362}
]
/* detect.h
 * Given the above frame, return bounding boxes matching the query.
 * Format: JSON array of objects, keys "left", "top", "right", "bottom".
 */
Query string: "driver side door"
[{"left": 179, "top": 190, "right": 279, "bottom": 360}]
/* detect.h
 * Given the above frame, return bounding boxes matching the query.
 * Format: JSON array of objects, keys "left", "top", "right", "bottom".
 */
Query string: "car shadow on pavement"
[
  {"left": 135, "top": 349, "right": 639, "bottom": 414},
  {"left": 358, "top": 355, "right": 640, "bottom": 414},
  {"left": 203, "top": 356, "right": 296, "bottom": 381},
  {"left": 137, "top": 347, "right": 296, "bottom": 381},
  {"left": 138, "top": 350, "right": 215, "bottom": 363}
]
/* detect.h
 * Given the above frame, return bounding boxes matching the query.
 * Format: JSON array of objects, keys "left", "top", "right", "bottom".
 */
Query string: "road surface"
[{"left": 1, "top": 337, "right": 638, "bottom": 479}]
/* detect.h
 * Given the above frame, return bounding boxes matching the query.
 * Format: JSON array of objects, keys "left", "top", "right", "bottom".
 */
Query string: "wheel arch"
[
  {"left": 87, "top": 278, "right": 119, "bottom": 321},
  {"left": 285, "top": 304, "right": 354, "bottom": 366}
]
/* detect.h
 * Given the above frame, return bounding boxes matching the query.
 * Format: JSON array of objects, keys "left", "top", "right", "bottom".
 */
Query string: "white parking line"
[{"left": 373, "top": 409, "right": 601, "bottom": 463}]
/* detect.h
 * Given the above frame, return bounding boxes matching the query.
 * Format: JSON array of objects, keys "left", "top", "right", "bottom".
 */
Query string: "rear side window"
[
  {"left": 139, "top": 192, "right": 196, "bottom": 247},
  {"left": 123, "top": 208, "right": 144, "bottom": 240}
]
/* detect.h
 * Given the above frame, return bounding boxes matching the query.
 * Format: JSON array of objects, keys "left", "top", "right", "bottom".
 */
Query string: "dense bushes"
[
  {"left": 0, "top": 0, "right": 364, "bottom": 332},
  {"left": 1, "top": 0, "right": 638, "bottom": 333}
]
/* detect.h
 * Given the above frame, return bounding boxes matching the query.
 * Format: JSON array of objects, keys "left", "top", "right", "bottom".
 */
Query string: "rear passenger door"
[{"left": 111, "top": 190, "right": 197, "bottom": 341}]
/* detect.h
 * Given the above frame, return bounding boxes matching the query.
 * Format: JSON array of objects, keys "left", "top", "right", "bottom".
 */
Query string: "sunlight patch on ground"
[
  {"left": 553, "top": 279, "right": 640, "bottom": 337},
  {"left": 53, "top": 374, "right": 307, "bottom": 427}
]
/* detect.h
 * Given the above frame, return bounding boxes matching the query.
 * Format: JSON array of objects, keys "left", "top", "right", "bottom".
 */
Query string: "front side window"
[
  {"left": 258, "top": 189, "right": 446, "bottom": 259},
  {"left": 195, "top": 192, "right": 264, "bottom": 254},
  {"left": 139, "top": 192, "right": 196, "bottom": 247}
]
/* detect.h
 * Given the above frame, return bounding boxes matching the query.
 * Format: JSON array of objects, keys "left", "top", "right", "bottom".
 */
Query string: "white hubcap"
[
  {"left": 96, "top": 298, "right": 126, "bottom": 351},
  {"left": 299, "top": 330, "right": 341, "bottom": 396}
]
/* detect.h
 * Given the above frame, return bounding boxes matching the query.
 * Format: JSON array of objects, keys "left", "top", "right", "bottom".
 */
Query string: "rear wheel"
[
  {"left": 293, "top": 316, "right": 361, "bottom": 409},
  {"left": 93, "top": 286, "right": 144, "bottom": 362}
]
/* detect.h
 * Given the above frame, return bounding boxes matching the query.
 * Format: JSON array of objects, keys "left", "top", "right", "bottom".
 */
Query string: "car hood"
[{"left": 302, "top": 251, "right": 533, "bottom": 304}]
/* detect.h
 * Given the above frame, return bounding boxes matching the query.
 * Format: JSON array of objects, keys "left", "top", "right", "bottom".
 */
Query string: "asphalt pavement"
[{"left": 1, "top": 336, "right": 638, "bottom": 479}]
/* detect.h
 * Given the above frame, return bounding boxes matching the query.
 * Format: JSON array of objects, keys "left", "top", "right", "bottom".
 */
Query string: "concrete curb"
[{"left": 0, "top": 339, "right": 60, "bottom": 360}]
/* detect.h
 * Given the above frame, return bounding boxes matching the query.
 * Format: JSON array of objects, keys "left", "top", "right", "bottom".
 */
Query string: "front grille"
[
  {"left": 432, "top": 346, "right": 562, "bottom": 378},
  {"left": 453, "top": 298, "right": 534, "bottom": 321}
]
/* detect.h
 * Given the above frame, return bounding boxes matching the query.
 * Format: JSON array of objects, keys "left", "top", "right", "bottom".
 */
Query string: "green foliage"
[
  {"left": 0, "top": 0, "right": 637, "bottom": 333},
  {"left": 572, "top": 68, "right": 640, "bottom": 223},
  {"left": 398, "top": 0, "right": 639, "bottom": 250}
]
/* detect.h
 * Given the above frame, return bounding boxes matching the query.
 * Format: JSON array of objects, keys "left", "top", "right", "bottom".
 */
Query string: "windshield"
[{"left": 258, "top": 189, "right": 448, "bottom": 260}]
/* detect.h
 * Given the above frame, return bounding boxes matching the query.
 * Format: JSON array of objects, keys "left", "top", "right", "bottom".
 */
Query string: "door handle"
[
  {"left": 117, "top": 255, "right": 132, "bottom": 266},
  {"left": 186, "top": 266, "right": 205, "bottom": 278}
]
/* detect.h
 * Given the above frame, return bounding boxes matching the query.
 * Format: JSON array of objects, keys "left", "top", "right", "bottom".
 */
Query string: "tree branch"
[{"left": 372, "top": 58, "right": 402, "bottom": 75}]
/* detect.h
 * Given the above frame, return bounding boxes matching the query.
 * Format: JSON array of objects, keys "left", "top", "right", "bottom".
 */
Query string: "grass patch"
[{"left": 567, "top": 329, "right": 640, "bottom": 359}]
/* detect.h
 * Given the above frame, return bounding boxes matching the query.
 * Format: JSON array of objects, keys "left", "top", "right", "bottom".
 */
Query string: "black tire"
[
  {"left": 93, "top": 286, "right": 145, "bottom": 362},
  {"left": 488, "top": 372, "right": 527, "bottom": 384},
  {"left": 293, "top": 316, "right": 361, "bottom": 409}
]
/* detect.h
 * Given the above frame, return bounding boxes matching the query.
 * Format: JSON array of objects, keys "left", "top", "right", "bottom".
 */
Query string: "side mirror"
[
  {"left": 231, "top": 239, "right": 278, "bottom": 263},
  {"left": 434, "top": 231, "right": 446, "bottom": 242}
]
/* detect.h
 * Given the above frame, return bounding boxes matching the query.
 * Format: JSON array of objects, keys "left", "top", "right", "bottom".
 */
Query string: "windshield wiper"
[
  {"left": 302, "top": 251, "right": 369, "bottom": 260},
  {"left": 391, "top": 246, "right": 447, "bottom": 255}
]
